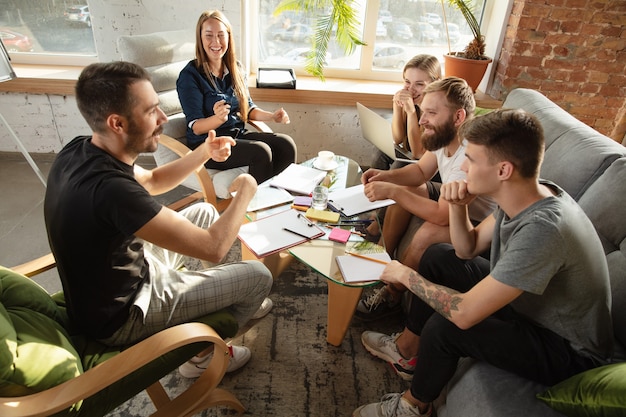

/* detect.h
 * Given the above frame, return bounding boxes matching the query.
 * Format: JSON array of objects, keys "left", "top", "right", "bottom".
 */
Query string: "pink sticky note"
[{"left": 328, "top": 227, "right": 351, "bottom": 243}]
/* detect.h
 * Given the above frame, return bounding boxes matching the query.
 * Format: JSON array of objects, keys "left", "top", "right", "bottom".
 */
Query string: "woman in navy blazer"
[{"left": 177, "top": 10, "right": 297, "bottom": 183}]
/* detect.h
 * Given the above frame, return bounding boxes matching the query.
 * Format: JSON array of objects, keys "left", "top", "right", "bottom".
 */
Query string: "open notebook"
[
  {"left": 269, "top": 163, "right": 327, "bottom": 195},
  {"left": 328, "top": 184, "right": 395, "bottom": 217}
]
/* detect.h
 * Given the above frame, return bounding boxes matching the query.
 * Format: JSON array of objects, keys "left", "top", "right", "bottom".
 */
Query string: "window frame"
[{"left": 245, "top": 0, "right": 507, "bottom": 85}]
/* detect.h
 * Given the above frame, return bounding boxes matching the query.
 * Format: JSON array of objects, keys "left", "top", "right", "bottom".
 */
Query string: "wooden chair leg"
[
  {"left": 182, "top": 388, "right": 245, "bottom": 417},
  {"left": 146, "top": 381, "right": 170, "bottom": 410}
]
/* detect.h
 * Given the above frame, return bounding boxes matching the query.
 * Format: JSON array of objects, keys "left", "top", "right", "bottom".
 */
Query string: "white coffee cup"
[{"left": 317, "top": 150, "right": 335, "bottom": 169}]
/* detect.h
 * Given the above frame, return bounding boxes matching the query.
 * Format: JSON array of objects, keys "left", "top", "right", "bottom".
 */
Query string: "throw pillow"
[
  {"left": 0, "top": 266, "right": 83, "bottom": 397},
  {"left": 537, "top": 362, "right": 626, "bottom": 417}
]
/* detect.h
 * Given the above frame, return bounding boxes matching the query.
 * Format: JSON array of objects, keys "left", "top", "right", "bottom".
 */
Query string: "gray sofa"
[{"left": 430, "top": 88, "right": 626, "bottom": 416}]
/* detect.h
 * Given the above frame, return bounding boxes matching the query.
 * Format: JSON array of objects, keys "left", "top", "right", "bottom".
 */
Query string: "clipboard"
[{"left": 238, "top": 209, "right": 325, "bottom": 258}]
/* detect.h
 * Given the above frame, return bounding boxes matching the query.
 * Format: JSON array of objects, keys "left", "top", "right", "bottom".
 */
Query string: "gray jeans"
[{"left": 100, "top": 203, "right": 273, "bottom": 346}]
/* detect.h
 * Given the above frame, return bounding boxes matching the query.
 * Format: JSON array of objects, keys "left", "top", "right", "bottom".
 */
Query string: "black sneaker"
[{"left": 354, "top": 286, "right": 402, "bottom": 322}]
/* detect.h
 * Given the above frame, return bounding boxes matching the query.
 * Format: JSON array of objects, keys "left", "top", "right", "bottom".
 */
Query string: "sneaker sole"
[{"left": 361, "top": 335, "right": 414, "bottom": 381}]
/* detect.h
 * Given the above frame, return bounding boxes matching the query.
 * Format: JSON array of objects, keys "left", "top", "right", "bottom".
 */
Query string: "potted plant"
[{"left": 441, "top": 0, "right": 492, "bottom": 91}]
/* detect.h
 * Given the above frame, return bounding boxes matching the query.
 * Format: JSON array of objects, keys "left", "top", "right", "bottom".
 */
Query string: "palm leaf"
[{"left": 274, "top": 0, "right": 365, "bottom": 80}]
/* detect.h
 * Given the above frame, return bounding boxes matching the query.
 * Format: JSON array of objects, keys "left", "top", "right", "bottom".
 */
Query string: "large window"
[
  {"left": 0, "top": 0, "right": 96, "bottom": 65},
  {"left": 252, "top": 0, "right": 488, "bottom": 82}
]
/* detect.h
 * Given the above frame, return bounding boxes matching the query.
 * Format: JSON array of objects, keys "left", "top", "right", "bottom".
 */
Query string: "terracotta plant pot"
[{"left": 443, "top": 53, "right": 493, "bottom": 92}]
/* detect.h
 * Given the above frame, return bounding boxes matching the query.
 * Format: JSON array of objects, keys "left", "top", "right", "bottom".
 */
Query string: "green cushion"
[
  {"left": 1, "top": 266, "right": 239, "bottom": 416},
  {"left": 474, "top": 106, "right": 494, "bottom": 116},
  {"left": 537, "top": 362, "right": 626, "bottom": 417},
  {"left": 0, "top": 266, "right": 83, "bottom": 397}
]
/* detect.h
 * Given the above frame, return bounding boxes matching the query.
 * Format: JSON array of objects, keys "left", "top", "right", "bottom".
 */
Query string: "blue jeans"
[{"left": 408, "top": 243, "right": 599, "bottom": 403}]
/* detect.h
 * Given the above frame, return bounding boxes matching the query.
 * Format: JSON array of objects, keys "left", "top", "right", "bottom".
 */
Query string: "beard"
[
  {"left": 126, "top": 120, "right": 163, "bottom": 154},
  {"left": 422, "top": 117, "right": 457, "bottom": 152}
]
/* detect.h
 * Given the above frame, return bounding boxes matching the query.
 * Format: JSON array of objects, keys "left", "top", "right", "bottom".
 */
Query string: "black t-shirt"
[{"left": 44, "top": 136, "right": 161, "bottom": 338}]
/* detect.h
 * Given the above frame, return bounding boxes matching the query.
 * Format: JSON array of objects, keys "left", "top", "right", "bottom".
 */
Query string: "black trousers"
[
  {"left": 203, "top": 130, "right": 297, "bottom": 183},
  {"left": 407, "top": 243, "right": 599, "bottom": 403}
]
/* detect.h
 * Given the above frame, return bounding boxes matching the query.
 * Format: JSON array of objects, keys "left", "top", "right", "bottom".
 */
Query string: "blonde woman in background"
[{"left": 370, "top": 54, "right": 442, "bottom": 170}]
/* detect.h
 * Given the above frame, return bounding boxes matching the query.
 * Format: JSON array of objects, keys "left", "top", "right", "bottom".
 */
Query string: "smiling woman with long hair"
[{"left": 177, "top": 10, "right": 297, "bottom": 183}]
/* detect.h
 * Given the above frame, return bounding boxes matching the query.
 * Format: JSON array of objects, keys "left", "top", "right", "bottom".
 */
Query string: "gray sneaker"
[
  {"left": 355, "top": 286, "right": 402, "bottom": 322},
  {"left": 353, "top": 393, "right": 431, "bottom": 417},
  {"left": 361, "top": 331, "right": 416, "bottom": 381}
]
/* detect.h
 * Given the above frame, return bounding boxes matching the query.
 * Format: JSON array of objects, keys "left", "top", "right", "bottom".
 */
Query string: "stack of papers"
[
  {"left": 328, "top": 184, "right": 395, "bottom": 216},
  {"left": 269, "top": 163, "right": 327, "bottom": 195},
  {"left": 238, "top": 209, "right": 325, "bottom": 258}
]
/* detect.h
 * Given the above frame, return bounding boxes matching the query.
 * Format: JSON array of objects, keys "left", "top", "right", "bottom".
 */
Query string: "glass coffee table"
[{"left": 242, "top": 155, "right": 386, "bottom": 347}]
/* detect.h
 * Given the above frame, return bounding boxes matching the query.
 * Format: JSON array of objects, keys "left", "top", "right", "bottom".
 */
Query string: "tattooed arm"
[{"left": 380, "top": 261, "right": 523, "bottom": 329}]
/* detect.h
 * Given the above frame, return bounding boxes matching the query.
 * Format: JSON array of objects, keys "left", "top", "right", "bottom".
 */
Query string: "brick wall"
[{"left": 489, "top": 0, "right": 626, "bottom": 143}]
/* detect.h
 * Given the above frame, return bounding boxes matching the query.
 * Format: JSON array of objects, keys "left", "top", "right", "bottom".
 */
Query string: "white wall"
[{"left": 0, "top": 0, "right": 379, "bottom": 165}]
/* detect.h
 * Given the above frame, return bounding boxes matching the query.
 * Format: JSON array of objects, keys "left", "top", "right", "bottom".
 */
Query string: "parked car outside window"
[
  {"left": 376, "top": 19, "right": 387, "bottom": 38},
  {"left": 373, "top": 43, "right": 407, "bottom": 69},
  {"left": 398, "top": 19, "right": 438, "bottom": 44},
  {"left": 0, "top": 28, "right": 34, "bottom": 52},
  {"left": 387, "top": 21, "right": 413, "bottom": 42},
  {"left": 423, "top": 13, "right": 442, "bottom": 26},
  {"left": 269, "top": 23, "right": 314, "bottom": 43},
  {"left": 265, "top": 47, "right": 331, "bottom": 66},
  {"left": 378, "top": 10, "right": 392, "bottom": 23},
  {"left": 444, "top": 22, "right": 461, "bottom": 44},
  {"left": 64, "top": 5, "right": 91, "bottom": 27}
]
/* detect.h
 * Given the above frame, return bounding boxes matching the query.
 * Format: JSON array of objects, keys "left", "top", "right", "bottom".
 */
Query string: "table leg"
[{"left": 326, "top": 281, "right": 362, "bottom": 346}]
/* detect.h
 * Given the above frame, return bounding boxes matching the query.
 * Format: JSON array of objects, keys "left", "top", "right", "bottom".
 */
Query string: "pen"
[
  {"left": 327, "top": 201, "right": 342, "bottom": 213},
  {"left": 326, "top": 220, "right": 373, "bottom": 226},
  {"left": 345, "top": 251, "right": 390, "bottom": 265},
  {"left": 283, "top": 227, "right": 312, "bottom": 240}
]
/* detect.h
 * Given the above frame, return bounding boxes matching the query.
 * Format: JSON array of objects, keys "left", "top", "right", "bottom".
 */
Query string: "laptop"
[{"left": 356, "top": 102, "right": 416, "bottom": 164}]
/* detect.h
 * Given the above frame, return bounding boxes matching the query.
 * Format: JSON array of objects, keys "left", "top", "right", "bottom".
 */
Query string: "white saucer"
[{"left": 313, "top": 158, "right": 339, "bottom": 171}]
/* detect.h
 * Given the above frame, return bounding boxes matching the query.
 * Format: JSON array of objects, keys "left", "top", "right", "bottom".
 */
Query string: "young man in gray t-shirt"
[{"left": 354, "top": 109, "right": 613, "bottom": 417}]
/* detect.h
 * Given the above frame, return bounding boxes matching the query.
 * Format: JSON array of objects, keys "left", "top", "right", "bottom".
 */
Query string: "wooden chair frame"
[
  {"left": 2, "top": 254, "right": 244, "bottom": 417},
  {"left": 159, "top": 120, "right": 272, "bottom": 213}
]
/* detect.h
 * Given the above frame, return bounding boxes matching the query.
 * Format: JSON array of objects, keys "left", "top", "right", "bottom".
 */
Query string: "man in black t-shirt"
[{"left": 44, "top": 61, "right": 273, "bottom": 378}]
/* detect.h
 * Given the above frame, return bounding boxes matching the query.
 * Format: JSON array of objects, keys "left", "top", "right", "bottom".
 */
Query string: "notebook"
[
  {"left": 356, "top": 102, "right": 416, "bottom": 164},
  {"left": 247, "top": 182, "right": 295, "bottom": 212},
  {"left": 336, "top": 250, "right": 392, "bottom": 283},
  {"left": 269, "top": 163, "right": 327, "bottom": 195},
  {"left": 328, "top": 184, "right": 395, "bottom": 217}
]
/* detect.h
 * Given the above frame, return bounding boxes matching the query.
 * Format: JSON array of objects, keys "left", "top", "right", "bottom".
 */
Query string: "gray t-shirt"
[{"left": 490, "top": 181, "right": 613, "bottom": 361}]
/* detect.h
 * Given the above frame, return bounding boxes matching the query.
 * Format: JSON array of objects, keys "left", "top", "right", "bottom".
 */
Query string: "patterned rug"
[{"left": 105, "top": 240, "right": 409, "bottom": 416}]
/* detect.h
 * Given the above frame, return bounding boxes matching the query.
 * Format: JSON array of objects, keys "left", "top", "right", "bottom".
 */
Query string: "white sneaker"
[
  {"left": 178, "top": 345, "right": 251, "bottom": 378},
  {"left": 252, "top": 297, "right": 273, "bottom": 319},
  {"left": 353, "top": 393, "right": 431, "bottom": 417}
]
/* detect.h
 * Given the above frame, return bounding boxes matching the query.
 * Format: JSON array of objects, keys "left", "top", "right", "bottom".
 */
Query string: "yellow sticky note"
[{"left": 305, "top": 208, "right": 340, "bottom": 223}]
